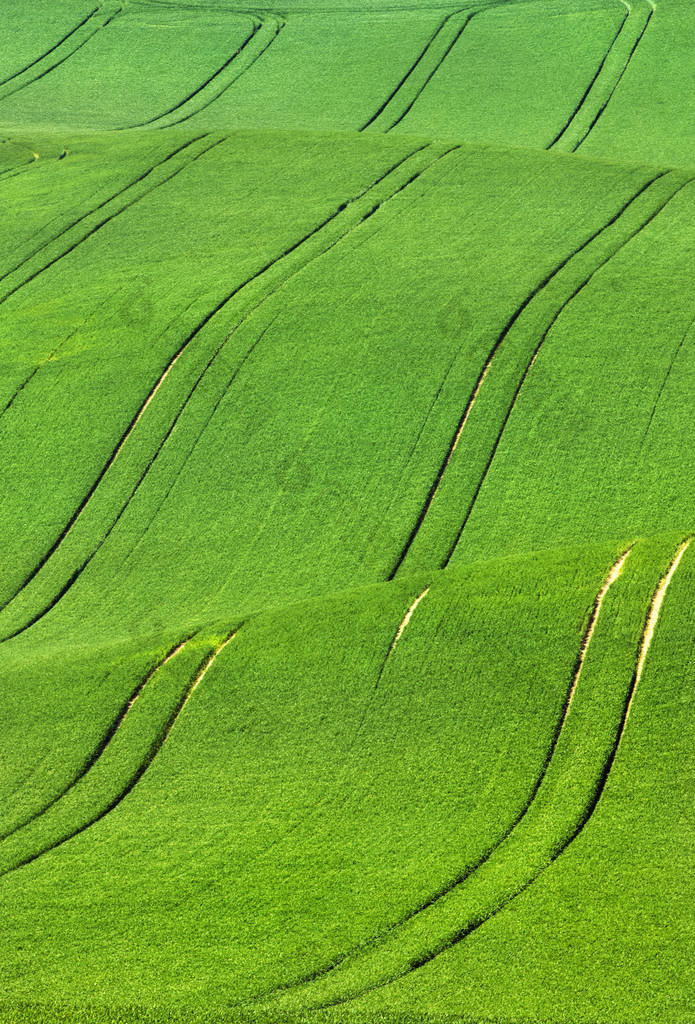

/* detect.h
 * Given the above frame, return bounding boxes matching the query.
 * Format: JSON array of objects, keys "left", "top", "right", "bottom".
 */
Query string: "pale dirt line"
[
  {"left": 177, "top": 628, "right": 238, "bottom": 719},
  {"left": 448, "top": 366, "right": 490, "bottom": 464},
  {"left": 564, "top": 546, "right": 632, "bottom": 715},
  {"left": 627, "top": 537, "right": 691, "bottom": 722},
  {"left": 125, "top": 637, "right": 189, "bottom": 715},
  {"left": 111, "top": 353, "right": 183, "bottom": 462},
  {"left": 410, "top": 350, "right": 495, "bottom": 536},
  {"left": 390, "top": 586, "right": 430, "bottom": 651}
]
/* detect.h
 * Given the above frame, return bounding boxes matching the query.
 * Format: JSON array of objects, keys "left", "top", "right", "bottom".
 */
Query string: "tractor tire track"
[
  {"left": 0, "top": 628, "right": 240, "bottom": 881},
  {"left": 257, "top": 548, "right": 630, "bottom": 1006},
  {"left": 0, "top": 291, "right": 118, "bottom": 432},
  {"left": 0, "top": 144, "right": 457, "bottom": 645},
  {"left": 113, "top": 317, "right": 281, "bottom": 564},
  {"left": 0, "top": 2, "right": 124, "bottom": 105},
  {"left": 0, "top": 138, "right": 225, "bottom": 618},
  {"left": 0, "top": 636, "right": 192, "bottom": 844},
  {"left": 362, "top": 8, "right": 476, "bottom": 133},
  {"left": 443, "top": 173, "right": 694, "bottom": 567},
  {"left": 305, "top": 538, "right": 692, "bottom": 1009},
  {"left": 223, "top": 586, "right": 432, "bottom": 897},
  {"left": 386, "top": 170, "right": 670, "bottom": 579},
  {"left": 132, "top": 14, "right": 285, "bottom": 129},
  {"left": 0, "top": 365, "right": 40, "bottom": 421},
  {"left": 561, "top": 0, "right": 655, "bottom": 152},
  {"left": 115, "top": 145, "right": 462, "bottom": 572},
  {"left": 641, "top": 310, "right": 695, "bottom": 444},
  {"left": 353, "top": 342, "right": 463, "bottom": 577},
  {"left": 547, "top": 0, "right": 630, "bottom": 150},
  {"left": 0, "top": 133, "right": 219, "bottom": 311},
  {"left": 0, "top": 7, "right": 99, "bottom": 87}
]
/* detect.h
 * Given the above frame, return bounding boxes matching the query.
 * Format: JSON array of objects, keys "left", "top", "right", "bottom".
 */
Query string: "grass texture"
[{"left": 1, "top": 0, "right": 695, "bottom": 1022}]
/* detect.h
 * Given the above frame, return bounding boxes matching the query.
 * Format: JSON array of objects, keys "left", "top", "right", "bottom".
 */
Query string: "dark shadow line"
[
  {"left": 573, "top": 4, "right": 654, "bottom": 151},
  {"left": 387, "top": 170, "right": 668, "bottom": 580},
  {"left": 547, "top": 2, "right": 629, "bottom": 148},
  {"left": 0, "top": 5, "right": 100, "bottom": 87},
  {"left": 442, "top": 172, "right": 691, "bottom": 567}
]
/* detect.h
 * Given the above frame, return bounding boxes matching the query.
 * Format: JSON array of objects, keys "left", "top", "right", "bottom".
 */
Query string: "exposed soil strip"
[
  {"left": 0, "top": 626, "right": 240, "bottom": 881},
  {"left": 0, "top": 2, "right": 124, "bottom": 105},
  {"left": 442, "top": 173, "right": 693, "bottom": 568},
  {"left": 0, "top": 145, "right": 456, "bottom": 645},
  {"left": 0, "top": 635, "right": 192, "bottom": 844},
  {"left": 387, "top": 170, "right": 669, "bottom": 580},
  {"left": 259, "top": 548, "right": 630, "bottom": 1005},
  {"left": 297, "top": 538, "right": 691, "bottom": 1010},
  {"left": 169, "top": 627, "right": 239, "bottom": 725},
  {"left": 391, "top": 586, "right": 429, "bottom": 648},
  {"left": 628, "top": 539, "right": 690, "bottom": 720}
]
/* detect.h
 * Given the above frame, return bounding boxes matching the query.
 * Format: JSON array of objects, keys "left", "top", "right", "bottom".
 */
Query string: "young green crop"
[{"left": 2, "top": 0, "right": 695, "bottom": 1021}]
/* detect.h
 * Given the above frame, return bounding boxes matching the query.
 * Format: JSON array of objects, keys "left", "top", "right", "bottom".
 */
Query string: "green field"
[{"left": 1, "top": 1, "right": 694, "bottom": 1021}]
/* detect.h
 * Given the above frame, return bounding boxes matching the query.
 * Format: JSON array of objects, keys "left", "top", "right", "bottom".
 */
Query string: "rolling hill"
[{"left": 1, "top": 1, "right": 694, "bottom": 1022}]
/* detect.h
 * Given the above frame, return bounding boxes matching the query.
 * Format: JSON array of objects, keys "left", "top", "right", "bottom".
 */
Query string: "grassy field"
[{"left": 1, "top": 0, "right": 694, "bottom": 1021}]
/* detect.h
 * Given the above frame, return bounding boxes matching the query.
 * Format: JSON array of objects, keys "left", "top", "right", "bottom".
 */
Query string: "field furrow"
[
  {"left": 259, "top": 537, "right": 687, "bottom": 1012},
  {"left": 0, "top": 143, "right": 454, "bottom": 646},
  {"left": 551, "top": 0, "right": 655, "bottom": 152},
  {"left": 0, "top": 628, "right": 239, "bottom": 880},
  {"left": 0, "top": 2, "right": 123, "bottom": 106}
]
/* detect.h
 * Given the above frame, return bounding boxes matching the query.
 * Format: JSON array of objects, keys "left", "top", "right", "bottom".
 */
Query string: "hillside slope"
[{"left": 1, "top": 1, "right": 694, "bottom": 1022}]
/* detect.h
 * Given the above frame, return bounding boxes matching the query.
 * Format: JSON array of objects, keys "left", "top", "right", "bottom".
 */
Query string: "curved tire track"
[
  {"left": 0, "top": 636, "right": 191, "bottom": 844},
  {"left": 0, "top": 144, "right": 458, "bottom": 647},
  {"left": 641, "top": 309, "right": 695, "bottom": 444},
  {"left": 256, "top": 547, "right": 631, "bottom": 1007},
  {"left": 0, "top": 627, "right": 240, "bottom": 881},
  {"left": 0, "top": 2, "right": 123, "bottom": 105},
  {"left": 362, "top": 8, "right": 476, "bottom": 133},
  {"left": 387, "top": 170, "right": 689, "bottom": 579},
  {"left": 0, "top": 133, "right": 218, "bottom": 310},
  {"left": 129, "top": 13, "right": 285, "bottom": 130},
  {"left": 313, "top": 537, "right": 689, "bottom": 1006},
  {"left": 443, "top": 172, "right": 693, "bottom": 567},
  {"left": 550, "top": 0, "right": 655, "bottom": 153}
]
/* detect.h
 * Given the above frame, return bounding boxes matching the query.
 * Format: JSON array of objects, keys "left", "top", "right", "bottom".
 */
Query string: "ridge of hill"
[{"left": 1, "top": 2, "right": 694, "bottom": 1022}]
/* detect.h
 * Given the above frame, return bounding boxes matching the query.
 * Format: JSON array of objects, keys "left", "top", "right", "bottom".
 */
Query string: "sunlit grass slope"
[{"left": 1, "top": 0, "right": 695, "bottom": 1022}]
